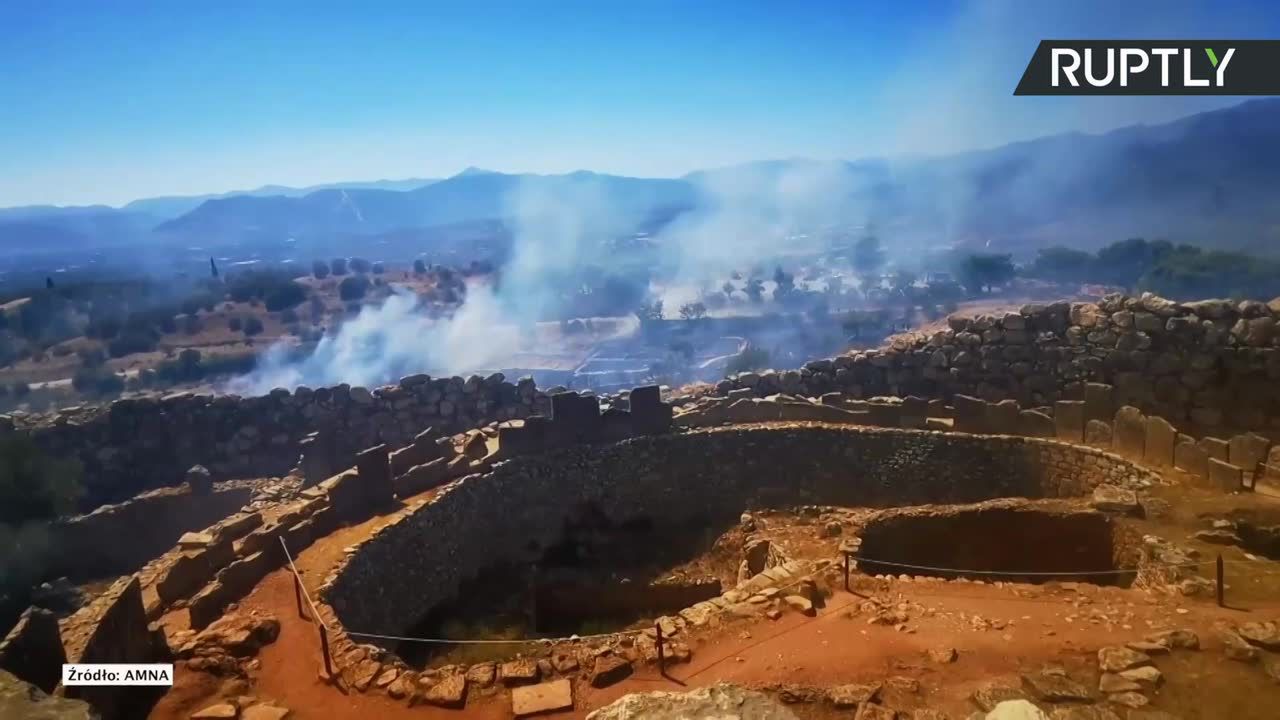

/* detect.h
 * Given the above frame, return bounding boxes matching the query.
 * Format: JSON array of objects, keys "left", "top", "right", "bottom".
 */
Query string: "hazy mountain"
[
  {"left": 722, "top": 99, "right": 1280, "bottom": 257},
  {"left": 155, "top": 170, "right": 697, "bottom": 242},
  {"left": 6, "top": 99, "right": 1280, "bottom": 260},
  {"left": 123, "top": 177, "right": 438, "bottom": 219}
]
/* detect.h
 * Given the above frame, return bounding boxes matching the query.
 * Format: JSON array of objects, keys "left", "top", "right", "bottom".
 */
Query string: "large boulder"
[{"left": 587, "top": 683, "right": 798, "bottom": 720}]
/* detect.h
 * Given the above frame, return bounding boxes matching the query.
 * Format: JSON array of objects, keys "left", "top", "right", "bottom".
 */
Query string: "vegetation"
[
  {"left": 957, "top": 253, "right": 1016, "bottom": 294},
  {"left": 725, "top": 343, "right": 770, "bottom": 376},
  {"left": 679, "top": 301, "right": 708, "bottom": 321},
  {"left": 338, "top": 275, "right": 370, "bottom": 301},
  {"left": 1025, "top": 238, "right": 1280, "bottom": 299},
  {"left": 0, "top": 434, "right": 83, "bottom": 525}
]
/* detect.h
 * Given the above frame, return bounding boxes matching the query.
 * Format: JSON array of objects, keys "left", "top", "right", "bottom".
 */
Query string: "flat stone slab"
[
  {"left": 190, "top": 704, "right": 238, "bottom": 719},
  {"left": 512, "top": 678, "right": 573, "bottom": 717},
  {"left": 1097, "top": 646, "right": 1151, "bottom": 673},
  {"left": 422, "top": 673, "right": 467, "bottom": 709},
  {"left": 500, "top": 658, "right": 541, "bottom": 686}
]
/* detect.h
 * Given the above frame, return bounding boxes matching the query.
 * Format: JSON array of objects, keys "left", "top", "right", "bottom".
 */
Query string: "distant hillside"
[
  {"left": 155, "top": 170, "right": 697, "bottom": 242},
  {"left": 123, "top": 177, "right": 438, "bottom": 218},
  {"left": 5, "top": 99, "right": 1280, "bottom": 260}
]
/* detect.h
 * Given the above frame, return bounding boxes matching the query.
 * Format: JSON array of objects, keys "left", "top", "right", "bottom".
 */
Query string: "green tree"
[
  {"left": 0, "top": 434, "right": 83, "bottom": 524},
  {"left": 338, "top": 275, "right": 370, "bottom": 301},
  {"left": 312, "top": 260, "right": 331, "bottom": 279},
  {"left": 1094, "top": 238, "right": 1172, "bottom": 290},
  {"left": 852, "top": 235, "right": 886, "bottom": 276},
  {"left": 679, "top": 301, "right": 708, "bottom": 321},
  {"left": 1029, "top": 246, "right": 1095, "bottom": 284},
  {"left": 958, "top": 253, "right": 1016, "bottom": 294}
]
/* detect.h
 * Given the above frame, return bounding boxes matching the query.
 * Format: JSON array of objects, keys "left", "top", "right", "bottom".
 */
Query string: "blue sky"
[{"left": 2, "top": 0, "right": 1278, "bottom": 207}]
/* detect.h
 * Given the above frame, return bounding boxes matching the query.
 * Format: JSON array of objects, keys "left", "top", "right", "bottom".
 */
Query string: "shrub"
[
  {"left": 264, "top": 282, "right": 306, "bottom": 312},
  {"left": 330, "top": 258, "right": 348, "bottom": 276},
  {"left": 242, "top": 316, "right": 264, "bottom": 336},
  {"left": 228, "top": 316, "right": 243, "bottom": 332},
  {"left": 0, "top": 434, "right": 84, "bottom": 524},
  {"left": 312, "top": 260, "right": 331, "bottom": 279},
  {"left": 349, "top": 257, "right": 371, "bottom": 274},
  {"left": 725, "top": 345, "right": 770, "bottom": 376},
  {"left": 338, "top": 275, "right": 369, "bottom": 301}
]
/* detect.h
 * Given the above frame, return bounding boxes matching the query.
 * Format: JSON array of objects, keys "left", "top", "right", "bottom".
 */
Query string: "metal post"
[
  {"left": 293, "top": 572, "right": 307, "bottom": 620},
  {"left": 655, "top": 621, "right": 665, "bottom": 672},
  {"left": 1216, "top": 554, "right": 1225, "bottom": 608},
  {"left": 319, "top": 624, "right": 333, "bottom": 678}
]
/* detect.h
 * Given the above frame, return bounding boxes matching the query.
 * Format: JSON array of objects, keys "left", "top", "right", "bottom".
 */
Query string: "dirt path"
[{"left": 152, "top": 558, "right": 1280, "bottom": 719}]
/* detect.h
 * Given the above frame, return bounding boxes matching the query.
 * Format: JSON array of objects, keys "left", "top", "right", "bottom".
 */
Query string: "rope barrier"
[
  {"left": 343, "top": 629, "right": 646, "bottom": 645},
  {"left": 278, "top": 537, "right": 331, "bottom": 631},
  {"left": 849, "top": 557, "right": 1204, "bottom": 577}
]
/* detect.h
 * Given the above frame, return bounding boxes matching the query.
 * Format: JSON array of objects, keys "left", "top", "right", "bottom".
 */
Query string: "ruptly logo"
[{"left": 1015, "top": 40, "right": 1280, "bottom": 95}]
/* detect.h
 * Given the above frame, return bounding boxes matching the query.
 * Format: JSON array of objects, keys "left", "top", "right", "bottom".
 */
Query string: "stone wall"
[
  {"left": 42, "top": 485, "right": 253, "bottom": 582},
  {"left": 717, "top": 293, "right": 1280, "bottom": 433},
  {"left": 322, "top": 424, "right": 1155, "bottom": 640},
  {"left": 0, "top": 607, "right": 65, "bottom": 693},
  {"left": 5, "top": 373, "right": 546, "bottom": 508},
  {"left": 58, "top": 576, "right": 167, "bottom": 720}
]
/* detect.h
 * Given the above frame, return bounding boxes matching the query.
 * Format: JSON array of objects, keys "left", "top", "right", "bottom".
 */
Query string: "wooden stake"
[
  {"left": 293, "top": 572, "right": 307, "bottom": 620},
  {"left": 319, "top": 624, "right": 333, "bottom": 677},
  {"left": 655, "top": 621, "right": 665, "bottom": 672},
  {"left": 843, "top": 551, "right": 850, "bottom": 592},
  {"left": 1216, "top": 553, "right": 1225, "bottom": 608}
]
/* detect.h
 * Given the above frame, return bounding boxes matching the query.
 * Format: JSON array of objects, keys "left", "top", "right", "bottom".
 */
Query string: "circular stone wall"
[{"left": 320, "top": 424, "right": 1159, "bottom": 642}]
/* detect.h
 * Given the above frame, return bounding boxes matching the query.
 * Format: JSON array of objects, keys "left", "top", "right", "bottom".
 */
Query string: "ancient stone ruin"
[{"left": 4, "top": 293, "right": 1280, "bottom": 719}]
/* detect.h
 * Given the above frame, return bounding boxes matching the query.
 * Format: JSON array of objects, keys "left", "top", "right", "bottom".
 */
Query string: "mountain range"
[{"left": 3, "top": 98, "right": 1279, "bottom": 260}]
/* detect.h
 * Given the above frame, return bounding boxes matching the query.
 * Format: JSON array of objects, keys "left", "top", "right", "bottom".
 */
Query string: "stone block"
[
  {"left": 155, "top": 551, "right": 216, "bottom": 605},
  {"left": 599, "top": 407, "right": 636, "bottom": 442},
  {"left": 867, "top": 403, "right": 901, "bottom": 428},
  {"left": 185, "top": 464, "right": 213, "bottom": 495},
  {"left": 986, "top": 400, "right": 1020, "bottom": 435},
  {"left": 355, "top": 444, "right": 393, "bottom": 511},
  {"left": 1174, "top": 441, "right": 1209, "bottom": 479},
  {"left": 1208, "top": 458, "right": 1243, "bottom": 493},
  {"left": 1019, "top": 410, "right": 1056, "bottom": 438},
  {"left": 511, "top": 679, "right": 572, "bottom": 717},
  {"left": 1113, "top": 406, "right": 1146, "bottom": 461},
  {"left": 188, "top": 581, "right": 230, "bottom": 630},
  {"left": 952, "top": 394, "right": 987, "bottom": 433},
  {"left": 61, "top": 576, "right": 159, "bottom": 719},
  {"left": 0, "top": 607, "right": 65, "bottom": 693},
  {"left": 1084, "top": 382, "right": 1114, "bottom": 423},
  {"left": 388, "top": 443, "right": 428, "bottom": 477},
  {"left": 1143, "top": 416, "right": 1177, "bottom": 467},
  {"left": 1054, "top": 401, "right": 1085, "bottom": 443},
  {"left": 394, "top": 457, "right": 449, "bottom": 497},
  {"left": 215, "top": 550, "right": 278, "bottom": 600},
  {"left": 629, "top": 385, "right": 672, "bottom": 435},
  {"left": 1198, "top": 436, "right": 1230, "bottom": 461},
  {"left": 899, "top": 395, "right": 929, "bottom": 428},
  {"left": 1229, "top": 433, "right": 1271, "bottom": 471},
  {"left": 549, "top": 392, "right": 601, "bottom": 445},
  {"left": 322, "top": 470, "right": 365, "bottom": 523},
  {"left": 1084, "top": 420, "right": 1112, "bottom": 448}
]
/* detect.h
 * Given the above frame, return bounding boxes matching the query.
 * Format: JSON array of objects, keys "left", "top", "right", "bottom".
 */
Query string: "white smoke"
[{"left": 230, "top": 173, "right": 656, "bottom": 394}]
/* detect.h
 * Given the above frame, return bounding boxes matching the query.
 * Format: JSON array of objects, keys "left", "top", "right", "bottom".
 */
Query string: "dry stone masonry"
[
  {"left": 717, "top": 293, "right": 1280, "bottom": 433},
  {"left": 3, "top": 373, "right": 548, "bottom": 508},
  {"left": 320, "top": 424, "right": 1156, "bottom": 644}
]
